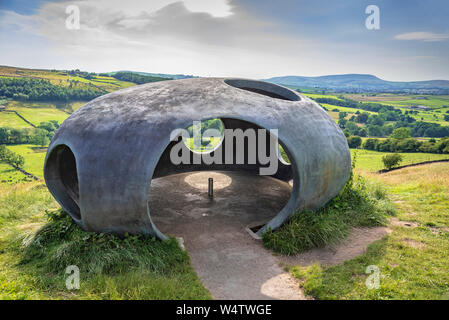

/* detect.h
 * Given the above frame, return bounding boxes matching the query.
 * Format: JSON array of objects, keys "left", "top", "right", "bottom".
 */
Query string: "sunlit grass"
[
  {"left": 351, "top": 149, "right": 449, "bottom": 172},
  {"left": 0, "top": 182, "right": 210, "bottom": 300},
  {"left": 6, "top": 145, "right": 46, "bottom": 177},
  {"left": 291, "top": 162, "right": 449, "bottom": 300}
]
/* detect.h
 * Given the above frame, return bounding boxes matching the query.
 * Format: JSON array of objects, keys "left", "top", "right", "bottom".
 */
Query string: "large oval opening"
[
  {"left": 148, "top": 117, "right": 296, "bottom": 241},
  {"left": 44, "top": 144, "right": 81, "bottom": 221}
]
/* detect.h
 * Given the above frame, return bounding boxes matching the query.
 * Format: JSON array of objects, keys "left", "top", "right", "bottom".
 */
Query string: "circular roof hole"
[{"left": 224, "top": 79, "right": 300, "bottom": 101}]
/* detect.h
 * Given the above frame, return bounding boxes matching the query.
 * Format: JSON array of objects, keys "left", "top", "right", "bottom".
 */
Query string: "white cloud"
[
  {"left": 0, "top": 0, "right": 321, "bottom": 77},
  {"left": 394, "top": 31, "right": 449, "bottom": 42},
  {"left": 1, "top": 1, "right": 448, "bottom": 80}
]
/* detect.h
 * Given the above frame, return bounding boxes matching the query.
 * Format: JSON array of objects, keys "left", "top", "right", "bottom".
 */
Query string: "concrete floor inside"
[{"left": 149, "top": 171, "right": 305, "bottom": 300}]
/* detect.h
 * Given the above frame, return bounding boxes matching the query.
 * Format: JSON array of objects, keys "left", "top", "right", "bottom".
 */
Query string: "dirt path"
[
  {"left": 277, "top": 226, "right": 391, "bottom": 267},
  {"left": 149, "top": 171, "right": 391, "bottom": 299},
  {"left": 150, "top": 171, "right": 306, "bottom": 300}
]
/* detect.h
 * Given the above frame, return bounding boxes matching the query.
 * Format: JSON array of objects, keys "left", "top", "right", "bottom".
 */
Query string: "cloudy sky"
[{"left": 1, "top": 0, "right": 448, "bottom": 80}]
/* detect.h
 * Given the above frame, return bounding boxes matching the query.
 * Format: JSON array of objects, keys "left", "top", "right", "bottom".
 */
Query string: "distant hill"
[
  {"left": 263, "top": 74, "right": 449, "bottom": 94},
  {"left": 109, "top": 70, "right": 196, "bottom": 80}
]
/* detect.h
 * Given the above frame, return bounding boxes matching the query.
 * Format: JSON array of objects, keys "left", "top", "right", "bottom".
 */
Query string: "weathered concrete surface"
[
  {"left": 150, "top": 171, "right": 306, "bottom": 299},
  {"left": 44, "top": 77, "right": 351, "bottom": 238}
]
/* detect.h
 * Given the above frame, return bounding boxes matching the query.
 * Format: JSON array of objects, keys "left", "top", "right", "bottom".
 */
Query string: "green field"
[
  {"left": 0, "top": 163, "right": 29, "bottom": 184},
  {"left": 0, "top": 66, "right": 136, "bottom": 92},
  {"left": 7, "top": 106, "right": 69, "bottom": 126},
  {"left": 304, "top": 93, "right": 342, "bottom": 100},
  {"left": 321, "top": 103, "right": 376, "bottom": 122},
  {"left": 292, "top": 162, "right": 449, "bottom": 299},
  {"left": 304, "top": 93, "right": 449, "bottom": 126},
  {"left": 344, "top": 93, "right": 449, "bottom": 108},
  {"left": 0, "top": 112, "right": 34, "bottom": 129},
  {"left": 321, "top": 103, "right": 376, "bottom": 115},
  {"left": 352, "top": 149, "right": 449, "bottom": 172},
  {"left": 6, "top": 145, "right": 46, "bottom": 177}
]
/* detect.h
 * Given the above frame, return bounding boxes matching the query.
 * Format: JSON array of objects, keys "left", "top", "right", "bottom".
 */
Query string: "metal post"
[{"left": 208, "top": 178, "right": 213, "bottom": 198}]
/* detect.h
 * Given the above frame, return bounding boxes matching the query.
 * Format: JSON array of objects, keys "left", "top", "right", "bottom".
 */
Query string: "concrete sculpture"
[{"left": 44, "top": 78, "right": 350, "bottom": 238}]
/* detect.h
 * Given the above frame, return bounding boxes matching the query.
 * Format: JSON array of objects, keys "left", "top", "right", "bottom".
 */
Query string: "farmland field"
[
  {"left": 344, "top": 93, "right": 449, "bottom": 109},
  {"left": 302, "top": 92, "right": 449, "bottom": 126},
  {"left": 0, "top": 65, "right": 135, "bottom": 92},
  {"left": 351, "top": 149, "right": 449, "bottom": 172},
  {"left": 303, "top": 93, "right": 342, "bottom": 100},
  {"left": 6, "top": 145, "right": 47, "bottom": 177},
  {"left": 0, "top": 112, "right": 34, "bottom": 128},
  {"left": 5, "top": 101, "right": 70, "bottom": 126},
  {"left": 0, "top": 163, "right": 28, "bottom": 184}
]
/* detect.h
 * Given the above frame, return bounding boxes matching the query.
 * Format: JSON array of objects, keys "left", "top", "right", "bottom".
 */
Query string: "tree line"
[
  {"left": 347, "top": 135, "right": 449, "bottom": 154},
  {"left": 334, "top": 107, "right": 449, "bottom": 138},
  {"left": 0, "top": 120, "right": 59, "bottom": 146},
  {"left": 112, "top": 72, "right": 170, "bottom": 85},
  {"left": 0, "top": 78, "right": 106, "bottom": 101},
  {"left": 315, "top": 96, "right": 398, "bottom": 113}
]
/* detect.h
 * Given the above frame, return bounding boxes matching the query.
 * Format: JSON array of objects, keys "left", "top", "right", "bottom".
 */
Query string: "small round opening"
[
  {"left": 183, "top": 118, "right": 225, "bottom": 154},
  {"left": 44, "top": 145, "right": 81, "bottom": 220},
  {"left": 224, "top": 79, "right": 300, "bottom": 101},
  {"left": 278, "top": 144, "right": 291, "bottom": 164}
]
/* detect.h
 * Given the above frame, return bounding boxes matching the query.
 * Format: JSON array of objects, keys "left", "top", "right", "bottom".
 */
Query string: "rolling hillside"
[{"left": 264, "top": 74, "right": 449, "bottom": 94}]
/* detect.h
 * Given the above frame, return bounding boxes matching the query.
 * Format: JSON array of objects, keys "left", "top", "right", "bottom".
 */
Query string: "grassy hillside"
[
  {"left": 291, "top": 162, "right": 449, "bottom": 299},
  {"left": 303, "top": 92, "right": 449, "bottom": 130},
  {"left": 0, "top": 182, "right": 210, "bottom": 300},
  {"left": 0, "top": 66, "right": 135, "bottom": 92},
  {"left": 7, "top": 104, "right": 69, "bottom": 126},
  {"left": 352, "top": 149, "right": 449, "bottom": 172}
]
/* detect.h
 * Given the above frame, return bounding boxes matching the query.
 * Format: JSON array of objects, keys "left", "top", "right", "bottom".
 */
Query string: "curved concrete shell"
[{"left": 44, "top": 78, "right": 351, "bottom": 239}]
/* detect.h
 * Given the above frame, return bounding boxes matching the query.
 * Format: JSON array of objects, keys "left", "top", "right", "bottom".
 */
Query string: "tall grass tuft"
[
  {"left": 2, "top": 209, "right": 211, "bottom": 299},
  {"left": 262, "top": 154, "right": 394, "bottom": 255}
]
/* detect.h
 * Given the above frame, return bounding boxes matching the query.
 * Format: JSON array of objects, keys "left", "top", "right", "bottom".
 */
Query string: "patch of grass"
[
  {"left": 290, "top": 162, "right": 449, "bottom": 300},
  {"left": 0, "top": 163, "right": 31, "bottom": 184},
  {"left": 291, "top": 226, "right": 449, "bottom": 300},
  {"left": 7, "top": 106, "right": 68, "bottom": 126},
  {"left": 321, "top": 103, "right": 377, "bottom": 115},
  {"left": 368, "top": 162, "right": 449, "bottom": 227},
  {"left": 345, "top": 94, "right": 449, "bottom": 109},
  {"left": 0, "top": 66, "right": 135, "bottom": 92},
  {"left": 303, "top": 93, "right": 343, "bottom": 100},
  {"left": 6, "top": 144, "right": 46, "bottom": 177},
  {"left": 0, "top": 182, "right": 210, "bottom": 300},
  {"left": 0, "top": 112, "right": 33, "bottom": 128},
  {"left": 352, "top": 149, "right": 449, "bottom": 172},
  {"left": 262, "top": 160, "right": 393, "bottom": 255},
  {"left": 0, "top": 182, "right": 56, "bottom": 228}
]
